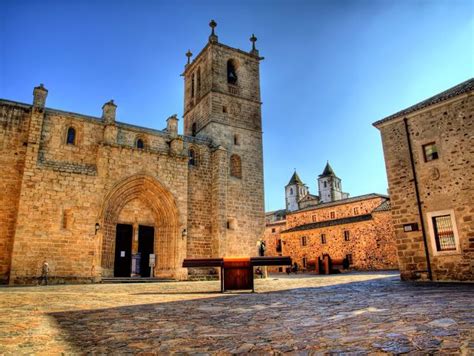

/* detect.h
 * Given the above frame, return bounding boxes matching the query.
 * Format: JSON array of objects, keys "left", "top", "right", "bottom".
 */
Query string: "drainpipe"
[{"left": 403, "top": 117, "right": 433, "bottom": 281}]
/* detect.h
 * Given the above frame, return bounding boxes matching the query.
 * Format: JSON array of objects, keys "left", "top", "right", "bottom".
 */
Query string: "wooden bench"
[{"left": 183, "top": 256, "right": 292, "bottom": 292}]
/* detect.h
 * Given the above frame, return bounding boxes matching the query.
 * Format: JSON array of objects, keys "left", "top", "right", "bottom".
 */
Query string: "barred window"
[
  {"left": 330, "top": 211, "right": 336, "bottom": 219},
  {"left": 432, "top": 215, "right": 456, "bottom": 251},
  {"left": 354, "top": 207, "right": 359, "bottom": 215},
  {"left": 321, "top": 234, "right": 326, "bottom": 244}
]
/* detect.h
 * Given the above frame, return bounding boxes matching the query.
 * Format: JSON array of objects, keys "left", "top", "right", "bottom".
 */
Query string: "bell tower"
[{"left": 183, "top": 21, "right": 265, "bottom": 257}]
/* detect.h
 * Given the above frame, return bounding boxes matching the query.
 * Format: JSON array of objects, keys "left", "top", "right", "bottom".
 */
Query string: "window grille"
[
  {"left": 432, "top": 215, "right": 456, "bottom": 251},
  {"left": 321, "top": 234, "right": 326, "bottom": 244}
]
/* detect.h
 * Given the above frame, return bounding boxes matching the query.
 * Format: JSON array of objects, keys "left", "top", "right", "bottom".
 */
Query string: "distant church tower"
[
  {"left": 285, "top": 171, "right": 308, "bottom": 212},
  {"left": 182, "top": 21, "right": 264, "bottom": 257},
  {"left": 318, "top": 162, "right": 349, "bottom": 203}
]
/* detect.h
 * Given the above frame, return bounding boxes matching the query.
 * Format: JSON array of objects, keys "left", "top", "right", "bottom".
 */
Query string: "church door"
[
  {"left": 114, "top": 224, "right": 133, "bottom": 277},
  {"left": 138, "top": 225, "right": 155, "bottom": 277}
]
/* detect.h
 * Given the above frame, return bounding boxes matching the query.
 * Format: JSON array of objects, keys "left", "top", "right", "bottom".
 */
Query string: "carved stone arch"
[{"left": 98, "top": 174, "right": 181, "bottom": 278}]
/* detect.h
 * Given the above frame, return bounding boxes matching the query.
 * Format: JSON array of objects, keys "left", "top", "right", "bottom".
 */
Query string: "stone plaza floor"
[{"left": 0, "top": 271, "right": 473, "bottom": 354}]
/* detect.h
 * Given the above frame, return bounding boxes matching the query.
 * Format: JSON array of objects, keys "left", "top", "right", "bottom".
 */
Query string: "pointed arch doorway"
[{"left": 99, "top": 175, "right": 182, "bottom": 279}]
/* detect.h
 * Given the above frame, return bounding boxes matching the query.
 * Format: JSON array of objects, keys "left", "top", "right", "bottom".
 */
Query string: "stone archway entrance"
[{"left": 99, "top": 175, "right": 182, "bottom": 279}]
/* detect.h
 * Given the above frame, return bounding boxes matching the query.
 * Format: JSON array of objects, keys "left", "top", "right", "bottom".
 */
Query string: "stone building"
[
  {"left": 373, "top": 78, "right": 473, "bottom": 282},
  {"left": 264, "top": 165, "right": 398, "bottom": 271},
  {"left": 0, "top": 22, "right": 265, "bottom": 284}
]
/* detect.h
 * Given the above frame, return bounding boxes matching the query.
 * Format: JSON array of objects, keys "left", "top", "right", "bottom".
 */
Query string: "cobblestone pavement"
[{"left": 0, "top": 271, "right": 473, "bottom": 354}]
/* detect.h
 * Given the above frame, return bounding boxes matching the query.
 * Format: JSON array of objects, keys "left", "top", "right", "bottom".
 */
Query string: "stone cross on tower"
[
  {"left": 250, "top": 34, "right": 259, "bottom": 56},
  {"left": 209, "top": 19, "right": 218, "bottom": 43}
]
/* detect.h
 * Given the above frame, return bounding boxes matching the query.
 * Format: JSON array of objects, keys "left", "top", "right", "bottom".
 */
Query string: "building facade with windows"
[
  {"left": 374, "top": 78, "right": 474, "bottom": 281},
  {"left": 264, "top": 165, "right": 399, "bottom": 272},
  {"left": 0, "top": 22, "right": 265, "bottom": 284}
]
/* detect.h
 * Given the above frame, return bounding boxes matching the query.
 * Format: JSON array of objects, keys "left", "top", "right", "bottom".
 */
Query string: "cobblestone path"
[{"left": 0, "top": 271, "right": 472, "bottom": 354}]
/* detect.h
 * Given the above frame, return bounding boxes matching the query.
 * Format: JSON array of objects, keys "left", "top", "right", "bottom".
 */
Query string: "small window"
[
  {"left": 301, "top": 236, "right": 307, "bottom": 246},
  {"left": 312, "top": 215, "right": 317, "bottom": 222},
  {"left": 227, "top": 59, "right": 238, "bottom": 85},
  {"left": 227, "top": 218, "right": 237, "bottom": 230},
  {"left": 230, "top": 154, "right": 242, "bottom": 178},
  {"left": 354, "top": 207, "right": 359, "bottom": 215},
  {"left": 136, "top": 138, "right": 144, "bottom": 149},
  {"left": 290, "top": 188, "right": 293, "bottom": 195},
  {"left": 223, "top": 106, "right": 227, "bottom": 113},
  {"left": 192, "top": 123, "right": 197, "bottom": 137},
  {"left": 66, "top": 127, "right": 76, "bottom": 145},
  {"left": 271, "top": 228, "right": 276, "bottom": 233},
  {"left": 191, "top": 73, "right": 195, "bottom": 98},
  {"left": 423, "top": 142, "right": 439, "bottom": 162},
  {"left": 330, "top": 211, "right": 336, "bottom": 219},
  {"left": 346, "top": 254, "right": 353, "bottom": 265},
  {"left": 323, "top": 181, "right": 327, "bottom": 188},
  {"left": 344, "top": 230, "right": 350, "bottom": 241},
  {"left": 189, "top": 149, "right": 196, "bottom": 166},
  {"left": 321, "top": 234, "right": 326, "bottom": 244},
  {"left": 302, "top": 257, "right": 307, "bottom": 268},
  {"left": 234, "top": 134, "right": 240, "bottom": 145}
]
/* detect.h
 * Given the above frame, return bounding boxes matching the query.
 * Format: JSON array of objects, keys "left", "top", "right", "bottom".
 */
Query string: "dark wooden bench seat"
[{"left": 182, "top": 256, "right": 292, "bottom": 292}]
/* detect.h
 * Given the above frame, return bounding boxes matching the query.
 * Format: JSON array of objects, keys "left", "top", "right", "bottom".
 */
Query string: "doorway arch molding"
[{"left": 98, "top": 174, "right": 180, "bottom": 277}]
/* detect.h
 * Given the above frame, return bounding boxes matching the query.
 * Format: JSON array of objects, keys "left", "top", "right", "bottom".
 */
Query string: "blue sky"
[{"left": 1, "top": 0, "right": 473, "bottom": 211}]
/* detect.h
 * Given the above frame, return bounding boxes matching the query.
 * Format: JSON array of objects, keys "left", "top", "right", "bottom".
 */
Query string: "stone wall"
[
  {"left": 377, "top": 92, "right": 474, "bottom": 281},
  {"left": 0, "top": 103, "right": 30, "bottom": 283},
  {"left": 263, "top": 196, "right": 399, "bottom": 272}
]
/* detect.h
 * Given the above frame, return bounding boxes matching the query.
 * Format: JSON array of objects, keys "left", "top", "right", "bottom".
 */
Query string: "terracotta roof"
[
  {"left": 373, "top": 78, "right": 474, "bottom": 127},
  {"left": 281, "top": 214, "right": 373, "bottom": 233},
  {"left": 319, "top": 162, "right": 336, "bottom": 177},
  {"left": 287, "top": 171, "right": 303, "bottom": 186}
]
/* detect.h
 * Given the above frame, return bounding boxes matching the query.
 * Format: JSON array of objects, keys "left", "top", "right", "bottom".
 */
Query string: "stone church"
[{"left": 0, "top": 21, "right": 265, "bottom": 284}]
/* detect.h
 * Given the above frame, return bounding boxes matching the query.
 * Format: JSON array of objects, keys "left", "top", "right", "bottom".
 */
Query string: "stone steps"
[{"left": 101, "top": 277, "right": 175, "bottom": 284}]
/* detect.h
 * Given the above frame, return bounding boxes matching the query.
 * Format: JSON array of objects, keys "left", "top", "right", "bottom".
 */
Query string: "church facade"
[
  {"left": 265, "top": 164, "right": 398, "bottom": 271},
  {"left": 0, "top": 22, "right": 265, "bottom": 284}
]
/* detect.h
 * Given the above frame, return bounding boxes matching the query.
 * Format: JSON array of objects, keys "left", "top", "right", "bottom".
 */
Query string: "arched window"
[
  {"left": 136, "top": 138, "right": 144, "bottom": 149},
  {"left": 227, "top": 59, "right": 237, "bottom": 85},
  {"left": 230, "top": 154, "right": 242, "bottom": 178},
  {"left": 189, "top": 148, "right": 196, "bottom": 166},
  {"left": 290, "top": 188, "right": 293, "bottom": 195},
  {"left": 66, "top": 127, "right": 76, "bottom": 145},
  {"left": 191, "top": 122, "right": 197, "bottom": 137}
]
